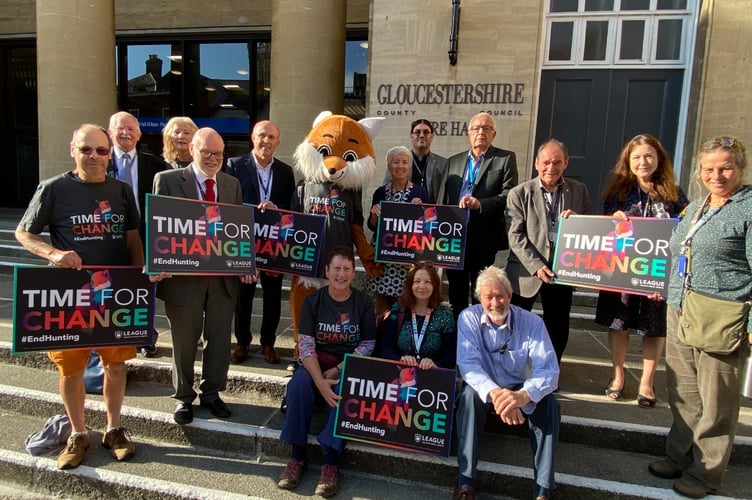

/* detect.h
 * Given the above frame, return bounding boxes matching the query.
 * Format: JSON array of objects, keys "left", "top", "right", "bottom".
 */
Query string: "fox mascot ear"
[{"left": 294, "top": 112, "right": 385, "bottom": 189}]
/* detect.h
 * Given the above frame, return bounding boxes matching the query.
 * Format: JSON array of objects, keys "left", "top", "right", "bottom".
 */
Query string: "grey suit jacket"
[
  {"left": 505, "top": 177, "right": 591, "bottom": 298},
  {"left": 152, "top": 165, "right": 243, "bottom": 305},
  {"left": 383, "top": 151, "right": 448, "bottom": 204}
]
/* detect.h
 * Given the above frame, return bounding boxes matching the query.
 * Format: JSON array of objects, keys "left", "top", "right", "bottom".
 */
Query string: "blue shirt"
[{"left": 456, "top": 304, "right": 559, "bottom": 414}]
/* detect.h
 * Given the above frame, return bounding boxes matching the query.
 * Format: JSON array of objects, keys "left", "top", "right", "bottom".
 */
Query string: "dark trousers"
[
  {"left": 280, "top": 364, "right": 344, "bottom": 453},
  {"left": 512, "top": 283, "right": 573, "bottom": 363},
  {"left": 234, "top": 271, "right": 283, "bottom": 347},
  {"left": 456, "top": 384, "right": 559, "bottom": 494}
]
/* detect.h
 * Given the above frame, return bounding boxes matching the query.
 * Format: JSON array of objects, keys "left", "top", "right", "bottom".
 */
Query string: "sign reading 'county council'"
[
  {"left": 374, "top": 202, "right": 469, "bottom": 269},
  {"left": 552, "top": 215, "right": 678, "bottom": 297},
  {"left": 13, "top": 266, "right": 155, "bottom": 353},
  {"left": 145, "top": 194, "right": 256, "bottom": 275},
  {"left": 334, "top": 355, "right": 456, "bottom": 457},
  {"left": 252, "top": 207, "right": 325, "bottom": 277}
]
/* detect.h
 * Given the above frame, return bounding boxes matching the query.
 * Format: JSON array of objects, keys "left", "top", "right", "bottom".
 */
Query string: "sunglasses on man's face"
[{"left": 76, "top": 146, "right": 110, "bottom": 156}]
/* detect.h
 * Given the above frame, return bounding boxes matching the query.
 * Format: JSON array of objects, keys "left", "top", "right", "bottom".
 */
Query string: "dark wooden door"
[{"left": 535, "top": 69, "right": 683, "bottom": 209}]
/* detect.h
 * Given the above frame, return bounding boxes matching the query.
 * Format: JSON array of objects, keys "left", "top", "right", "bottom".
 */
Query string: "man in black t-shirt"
[{"left": 16, "top": 124, "right": 145, "bottom": 470}]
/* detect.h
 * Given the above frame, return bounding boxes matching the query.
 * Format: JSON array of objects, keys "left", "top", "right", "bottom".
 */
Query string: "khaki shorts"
[{"left": 47, "top": 346, "right": 136, "bottom": 376}]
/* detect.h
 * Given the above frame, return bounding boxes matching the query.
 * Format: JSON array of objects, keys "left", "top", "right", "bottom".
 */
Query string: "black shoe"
[
  {"left": 200, "top": 397, "right": 232, "bottom": 418},
  {"left": 139, "top": 344, "right": 158, "bottom": 357},
  {"left": 173, "top": 402, "right": 193, "bottom": 425}
]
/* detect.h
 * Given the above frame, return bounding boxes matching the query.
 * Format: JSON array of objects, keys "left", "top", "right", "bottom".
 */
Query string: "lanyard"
[
  {"left": 542, "top": 187, "right": 561, "bottom": 234},
  {"left": 412, "top": 156, "right": 426, "bottom": 187},
  {"left": 410, "top": 309, "right": 432, "bottom": 358},
  {"left": 257, "top": 169, "right": 272, "bottom": 202},
  {"left": 465, "top": 155, "right": 483, "bottom": 185},
  {"left": 681, "top": 194, "right": 728, "bottom": 253},
  {"left": 195, "top": 177, "right": 213, "bottom": 201}
]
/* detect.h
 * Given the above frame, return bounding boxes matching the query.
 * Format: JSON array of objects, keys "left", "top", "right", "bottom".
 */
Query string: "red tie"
[{"left": 204, "top": 178, "right": 216, "bottom": 202}]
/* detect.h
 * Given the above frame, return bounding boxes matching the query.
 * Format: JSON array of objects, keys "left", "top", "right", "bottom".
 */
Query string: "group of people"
[{"left": 14, "top": 107, "right": 751, "bottom": 500}]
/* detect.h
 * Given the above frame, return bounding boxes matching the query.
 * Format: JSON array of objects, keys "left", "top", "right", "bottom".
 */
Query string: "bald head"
[
  {"left": 70, "top": 124, "right": 111, "bottom": 183},
  {"left": 190, "top": 128, "right": 225, "bottom": 178},
  {"left": 251, "top": 120, "right": 281, "bottom": 166}
]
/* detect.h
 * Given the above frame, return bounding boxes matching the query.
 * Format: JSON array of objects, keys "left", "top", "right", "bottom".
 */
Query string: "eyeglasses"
[
  {"left": 199, "top": 150, "right": 225, "bottom": 159},
  {"left": 76, "top": 146, "right": 110, "bottom": 156},
  {"left": 469, "top": 125, "right": 494, "bottom": 134},
  {"left": 412, "top": 129, "right": 432, "bottom": 136}
]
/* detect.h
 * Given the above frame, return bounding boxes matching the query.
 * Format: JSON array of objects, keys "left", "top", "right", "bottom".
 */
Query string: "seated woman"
[
  {"left": 278, "top": 245, "right": 376, "bottom": 498},
  {"left": 380, "top": 261, "right": 456, "bottom": 369}
]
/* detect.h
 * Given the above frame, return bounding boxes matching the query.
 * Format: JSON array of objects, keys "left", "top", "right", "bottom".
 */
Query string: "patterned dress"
[
  {"left": 366, "top": 183, "right": 429, "bottom": 297},
  {"left": 594, "top": 183, "right": 689, "bottom": 336}
]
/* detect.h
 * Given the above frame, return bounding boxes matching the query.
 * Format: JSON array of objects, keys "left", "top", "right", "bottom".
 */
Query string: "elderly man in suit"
[
  {"left": 107, "top": 111, "right": 168, "bottom": 357},
  {"left": 225, "top": 120, "right": 295, "bottom": 364},
  {"left": 153, "top": 127, "right": 252, "bottom": 425},
  {"left": 437, "top": 112, "right": 518, "bottom": 321},
  {"left": 505, "top": 139, "right": 591, "bottom": 363},
  {"left": 384, "top": 118, "right": 448, "bottom": 203}
]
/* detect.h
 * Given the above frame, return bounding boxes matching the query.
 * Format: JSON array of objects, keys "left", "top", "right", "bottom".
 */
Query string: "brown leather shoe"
[
  {"left": 231, "top": 345, "right": 248, "bottom": 364},
  {"left": 452, "top": 485, "right": 476, "bottom": 500},
  {"left": 263, "top": 345, "right": 280, "bottom": 364}
]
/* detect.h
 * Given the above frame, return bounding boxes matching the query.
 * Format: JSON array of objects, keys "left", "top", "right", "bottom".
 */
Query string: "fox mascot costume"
[{"left": 289, "top": 111, "right": 385, "bottom": 359}]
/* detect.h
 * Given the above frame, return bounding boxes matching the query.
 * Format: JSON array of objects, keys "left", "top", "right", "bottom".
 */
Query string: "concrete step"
[{"left": 0, "top": 360, "right": 750, "bottom": 499}]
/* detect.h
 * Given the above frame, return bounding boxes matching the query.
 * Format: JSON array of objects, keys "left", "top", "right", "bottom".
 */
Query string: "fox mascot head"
[{"left": 293, "top": 111, "right": 384, "bottom": 188}]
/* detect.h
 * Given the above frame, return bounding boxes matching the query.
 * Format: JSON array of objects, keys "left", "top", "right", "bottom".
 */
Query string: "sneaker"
[
  {"left": 57, "top": 433, "right": 89, "bottom": 470},
  {"left": 101, "top": 427, "right": 136, "bottom": 462},
  {"left": 278, "top": 458, "right": 306, "bottom": 490},
  {"left": 315, "top": 464, "right": 339, "bottom": 498}
]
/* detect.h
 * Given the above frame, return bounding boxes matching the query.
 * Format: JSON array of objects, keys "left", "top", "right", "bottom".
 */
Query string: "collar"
[
  {"left": 113, "top": 146, "right": 134, "bottom": 160},
  {"left": 538, "top": 177, "right": 565, "bottom": 193},
  {"left": 253, "top": 153, "right": 274, "bottom": 171},
  {"left": 191, "top": 164, "right": 215, "bottom": 184},
  {"left": 467, "top": 148, "right": 489, "bottom": 163}
]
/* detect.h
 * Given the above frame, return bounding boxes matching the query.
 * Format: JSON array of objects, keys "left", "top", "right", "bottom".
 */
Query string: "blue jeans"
[
  {"left": 456, "top": 384, "right": 559, "bottom": 494},
  {"left": 280, "top": 364, "right": 345, "bottom": 453}
]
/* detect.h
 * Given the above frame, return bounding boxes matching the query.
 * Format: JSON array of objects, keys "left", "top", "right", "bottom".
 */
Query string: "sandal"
[
  {"left": 637, "top": 393, "right": 657, "bottom": 408},
  {"left": 605, "top": 379, "right": 624, "bottom": 400}
]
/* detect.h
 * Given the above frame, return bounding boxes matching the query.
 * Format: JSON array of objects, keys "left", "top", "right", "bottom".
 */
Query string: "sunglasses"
[{"left": 76, "top": 146, "right": 110, "bottom": 156}]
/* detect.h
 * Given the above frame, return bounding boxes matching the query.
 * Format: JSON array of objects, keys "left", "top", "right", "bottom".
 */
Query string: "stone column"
[
  {"left": 270, "top": 0, "right": 346, "bottom": 162},
  {"left": 36, "top": 1, "right": 116, "bottom": 180}
]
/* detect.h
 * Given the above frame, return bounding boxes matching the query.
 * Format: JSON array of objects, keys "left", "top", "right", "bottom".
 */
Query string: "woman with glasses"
[
  {"left": 366, "top": 146, "right": 429, "bottom": 315},
  {"left": 595, "top": 134, "right": 688, "bottom": 408},
  {"left": 648, "top": 136, "right": 752, "bottom": 498},
  {"left": 162, "top": 117, "right": 198, "bottom": 168},
  {"left": 379, "top": 261, "right": 456, "bottom": 369}
]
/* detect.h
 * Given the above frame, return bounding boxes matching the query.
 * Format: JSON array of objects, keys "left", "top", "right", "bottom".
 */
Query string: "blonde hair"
[{"left": 162, "top": 117, "right": 198, "bottom": 163}]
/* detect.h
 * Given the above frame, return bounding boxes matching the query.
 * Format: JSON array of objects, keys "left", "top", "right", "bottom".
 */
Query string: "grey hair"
[
  {"left": 386, "top": 146, "right": 412, "bottom": 165},
  {"left": 474, "top": 266, "right": 513, "bottom": 300}
]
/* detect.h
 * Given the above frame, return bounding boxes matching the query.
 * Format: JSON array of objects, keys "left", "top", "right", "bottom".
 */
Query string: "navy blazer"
[
  {"left": 225, "top": 154, "right": 296, "bottom": 209},
  {"left": 438, "top": 145, "right": 518, "bottom": 256}
]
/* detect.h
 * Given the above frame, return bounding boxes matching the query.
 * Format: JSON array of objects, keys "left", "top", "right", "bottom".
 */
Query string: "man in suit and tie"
[
  {"left": 225, "top": 120, "right": 295, "bottom": 364},
  {"left": 107, "top": 111, "right": 168, "bottom": 357},
  {"left": 153, "top": 127, "right": 252, "bottom": 425},
  {"left": 437, "top": 112, "right": 518, "bottom": 321},
  {"left": 384, "top": 118, "right": 448, "bottom": 203},
  {"left": 505, "top": 139, "right": 591, "bottom": 363}
]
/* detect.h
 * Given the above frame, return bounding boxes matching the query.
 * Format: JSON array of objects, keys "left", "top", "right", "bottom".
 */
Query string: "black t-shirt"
[
  {"left": 299, "top": 286, "right": 376, "bottom": 361},
  {"left": 19, "top": 172, "right": 140, "bottom": 265}
]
